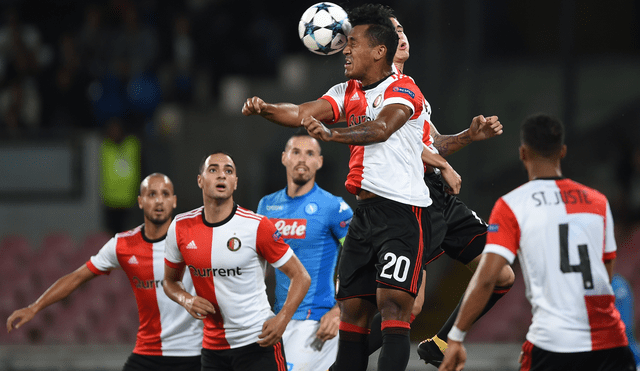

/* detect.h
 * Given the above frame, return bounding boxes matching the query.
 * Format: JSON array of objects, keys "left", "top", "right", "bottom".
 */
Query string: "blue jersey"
[{"left": 258, "top": 183, "right": 353, "bottom": 321}]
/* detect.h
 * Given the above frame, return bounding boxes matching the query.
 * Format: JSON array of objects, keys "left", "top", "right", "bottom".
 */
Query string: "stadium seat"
[{"left": 0, "top": 234, "right": 34, "bottom": 265}]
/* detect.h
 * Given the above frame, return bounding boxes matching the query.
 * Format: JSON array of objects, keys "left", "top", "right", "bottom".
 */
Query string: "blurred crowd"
[{"left": 0, "top": 0, "right": 295, "bottom": 140}]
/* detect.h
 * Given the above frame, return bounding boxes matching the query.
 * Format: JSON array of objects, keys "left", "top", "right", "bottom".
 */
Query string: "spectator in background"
[{"left": 100, "top": 117, "right": 141, "bottom": 235}]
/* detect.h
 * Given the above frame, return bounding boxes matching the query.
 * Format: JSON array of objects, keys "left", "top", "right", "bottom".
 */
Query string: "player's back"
[{"left": 488, "top": 178, "right": 627, "bottom": 353}]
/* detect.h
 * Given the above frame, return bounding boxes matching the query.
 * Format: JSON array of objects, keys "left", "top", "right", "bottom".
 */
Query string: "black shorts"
[
  {"left": 122, "top": 353, "right": 200, "bottom": 371},
  {"left": 519, "top": 340, "right": 636, "bottom": 371},
  {"left": 422, "top": 171, "right": 488, "bottom": 266},
  {"left": 337, "top": 196, "right": 427, "bottom": 299},
  {"left": 201, "top": 342, "right": 287, "bottom": 371}
]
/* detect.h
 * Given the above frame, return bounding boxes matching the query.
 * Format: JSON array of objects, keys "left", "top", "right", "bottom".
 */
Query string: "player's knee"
[
  {"left": 378, "top": 288, "right": 414, "bottom": 321},
  {"left": 496, "top": 265, "right": 515, "bottom": 290}
]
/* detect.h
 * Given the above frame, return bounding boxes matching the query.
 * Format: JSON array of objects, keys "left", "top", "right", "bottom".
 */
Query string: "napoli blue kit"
[{"left": 258, "top": 184, "right": 353, "bottom": 321}]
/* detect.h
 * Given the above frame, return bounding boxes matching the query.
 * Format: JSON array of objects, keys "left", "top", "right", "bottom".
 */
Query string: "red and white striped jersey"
[
  {"left": 484, "top": 178, "right": 628, "bottom": 353},
  {"left": 87, "top": 225, "right": 203, "bottom": 356},
  {"left": 164, "top": 204, "right": 294, "bottom": 350},
  {"left": 320, "top": 73, "right": 431, "bottom": 207}
]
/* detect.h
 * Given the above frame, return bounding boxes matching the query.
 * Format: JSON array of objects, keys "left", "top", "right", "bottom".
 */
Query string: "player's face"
[
  {"left": 282, "top": 136, "right": 323, "bottom": 187},
  {"left": 343, "top": 25, "right": 376, "bottom": 80},
  {"left": 198, "top": 154, "right": 238, "bottom": 202},
  {"left": 391, "top": 17, "right": 409, "bottom": 64},
  {"left": 138, "top": 175, "right": 176, "bottom": 225}
]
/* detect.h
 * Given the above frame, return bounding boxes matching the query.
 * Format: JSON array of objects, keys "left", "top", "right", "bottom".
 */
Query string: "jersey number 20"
[
  {"left": 559, "top": 223, "right": 593, "bottom": 290},
  {"left": 380, "top": 252, "right": 410, "bottom": 282}
]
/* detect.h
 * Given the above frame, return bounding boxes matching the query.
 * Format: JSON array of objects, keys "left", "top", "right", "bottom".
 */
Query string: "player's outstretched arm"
[
  {"left": 258, "top": 254, "right": 310, "bottom": 347},
  {"left": 422, "top": 144, "right": 462, "bottom": 194},
  {"left": 242, "top": 96, "right": 335, "bottom": 128},
  {"left": 432, "top": 115, "right": 502, "bottom": 157},
  {"left": 439, "top": 252, "right": 508, "bottom": 371},
  {"left": 6, "top": 265, "right": 96, "bottom": 333},
  {"left": 303, "top": 104, "right": 411, "bottom": 144},
  {"left": 163, "top": 264, "right": 215, "bottom": 320}
]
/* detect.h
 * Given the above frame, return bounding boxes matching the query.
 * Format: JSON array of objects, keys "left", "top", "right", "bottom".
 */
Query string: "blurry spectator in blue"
[
  {"left": 613, "top": 274, "right": 640, "bottom": 368},
  {"left": 100, "top": 117, "right": 141, "bottom": 235}
]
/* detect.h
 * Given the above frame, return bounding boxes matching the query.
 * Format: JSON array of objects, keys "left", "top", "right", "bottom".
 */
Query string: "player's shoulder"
[
  {"left": 557, "top": 178, "right": 608, "bottom": 201},
  {"left": 260, "top": 188, "right": 287, "bottom": 204},
  {"left": 384, "top": 73, "right": 422, "bottom": 98},
  {"left": 175, "top": 206, "right": 204, "bottom": 222},
  {"left": 313, "top": 186, "right": 352, "bottom": 213},
  {"left": 236, "top": 205, "right": 265, "bottom": 222},
  {"left": 115, "top": 224, "right": 143, "bottom": 239}
]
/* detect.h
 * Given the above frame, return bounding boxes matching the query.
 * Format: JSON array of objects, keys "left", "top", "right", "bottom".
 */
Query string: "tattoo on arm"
[
  {"left": 333, "top": 121, "right": 387, "bottom": 145},
  {"left": 433, "top": 130, "right": 472, "bottom": 157}
]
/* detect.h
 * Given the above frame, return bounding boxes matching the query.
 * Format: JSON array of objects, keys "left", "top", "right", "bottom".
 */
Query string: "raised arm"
[
  {"left": 432, "top": 115, "right": 503, "bottom": 157},
  {"left": 304, "top": 104, "right": 411, "bottom": 145},
  {"left": 7, "top": 265, "right": 96, "bottom": 332},
  {"left": 163, "top": 263, "right": 215, "bottom": 320},
  {"left": 258, "top": 254, "right": 310, "bottom": 347},
  {"left": 242, "top": 96, "right": 336, "bottom": 128}
]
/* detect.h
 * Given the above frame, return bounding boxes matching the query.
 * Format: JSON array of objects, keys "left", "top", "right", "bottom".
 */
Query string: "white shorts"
[{"left": 282, "top": 319, "right": 339, "bottom": 371}]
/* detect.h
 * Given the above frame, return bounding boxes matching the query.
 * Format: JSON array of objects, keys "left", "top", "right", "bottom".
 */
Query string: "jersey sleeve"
[
  {"left": 382, "top": 78, "right": 424, "bottom": 118},
  {"left": 329, "top": 198, "right": 353, "bottom": 242},
  {"left": 255, "top": 216, "right": 294, "bottom": 268},
  {"left": 87, "top": 237, "right": 119, "bottom": 275},
  {"left": 483, "top": 197, "right": 520, "bottom": 264},
  {"left": 603, "top": 201, "right": 617, "bottom": 261},
  {"left": 319, "top": 82, "right": 347, "bottom": 125},
  {"left": 164, "top": 218, "right": 185, "bottom": 269}
]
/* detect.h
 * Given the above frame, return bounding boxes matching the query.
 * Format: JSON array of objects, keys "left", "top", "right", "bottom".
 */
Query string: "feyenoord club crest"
[{"left": 227, "top": 237, "right": 241, "bottom": 251}]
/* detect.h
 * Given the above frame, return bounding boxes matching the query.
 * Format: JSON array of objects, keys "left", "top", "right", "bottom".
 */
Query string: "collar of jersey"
[
  {"left": 284, "top": 183, "right": 318, "bottom": 201},
  {"left": 532, "top": 176, "right": 565, "bottom": 181},
  {"left": 140, "top": 225, "right": 167, "bottom": 243},
  {"left": 201, "top": 203, "right": 238, "bottom": 227},
  {"left": 361, "top": 71, "right": 395, "bottom": 91}
]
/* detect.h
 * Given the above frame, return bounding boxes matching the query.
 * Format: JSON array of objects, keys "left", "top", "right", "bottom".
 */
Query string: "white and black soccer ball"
[{"left": 298, "top": 2, "right": 351, "bottom": 55}]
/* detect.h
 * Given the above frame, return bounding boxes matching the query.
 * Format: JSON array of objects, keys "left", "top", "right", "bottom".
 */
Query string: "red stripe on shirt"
[
  {"left": 487, "top": 197, "right": 521, "bottom": 256},
  {"left": 116, "top": 234, "right": 163, "bottom": 356},
  {"left": 179, "top": 215, "right": 230, "bottom": 350},
  {"left": 555, "top": 179, "right": 609, "bottom": 261},
  {"left": 584, "top": 295, "right": 628, "bottom": 350}
]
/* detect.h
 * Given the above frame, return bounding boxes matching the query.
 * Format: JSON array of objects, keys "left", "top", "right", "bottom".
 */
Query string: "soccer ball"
[{"left": 298, "top": 2, "right": 351, "bottom": 55}]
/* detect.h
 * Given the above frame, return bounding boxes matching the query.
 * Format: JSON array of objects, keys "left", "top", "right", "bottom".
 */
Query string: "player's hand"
[
  {"left": 468, "top": 115, "right": 502, "bottom": 142},
  {"left": 440, "top": 163, "right": 462, "bottom": 195},
  {"left": 242, "top": 96, "right": 267, "bottom": 116},
  {"left": 182, "top": 295, "right": 216, "bottom": 320},
  {"left": 438, "top": 340, "right": 466, "bottom": 371},
  {"left": 6, "top": 307, "right": 36, "bottom": 333},
  {"left": 316, "top": 306, "right": 340, "bottom": 341},
  {"left": 258, "top": 314, "right": 288, "bottom": 347},
  {"left": 302, "top": 116, "right": 333, "bottom": 141}
]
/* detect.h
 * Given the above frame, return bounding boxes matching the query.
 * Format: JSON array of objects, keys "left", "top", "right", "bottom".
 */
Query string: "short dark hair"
[
  {"left": 285, "top": 128, "right": 322, "bottom": 154},
  {"left": 521, "top": 113, "right": 565, "bottom": 158},
  {"left": 199, "top": 151, "right": 236, "bottom": 174},
  {"left": 348, "top": 4, "right": 398, "bottom": 65}
]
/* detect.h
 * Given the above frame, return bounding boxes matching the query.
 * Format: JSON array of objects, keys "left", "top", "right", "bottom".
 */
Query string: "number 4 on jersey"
[{"left": 559, "top": 223, "right": 594, "bottom": 290}]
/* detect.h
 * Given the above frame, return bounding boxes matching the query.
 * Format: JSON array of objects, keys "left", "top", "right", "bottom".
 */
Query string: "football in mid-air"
[{"left": 298, "top": 2, "right": 351, "bottom": 55}]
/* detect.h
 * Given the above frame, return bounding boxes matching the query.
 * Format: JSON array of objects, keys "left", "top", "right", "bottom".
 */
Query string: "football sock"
[
  {"left": 332, "top": 322, "right": 370, "bottom": 371},
  {"left": 367, "top": 313, "right": 415, "bottom": 355},
  {"left": 377, "top": 320, "right": 411, "bottom": 371},
  {"left": 436, "top": 285, "right": 512, "bottom": 342}
]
